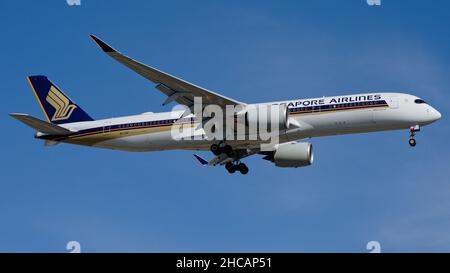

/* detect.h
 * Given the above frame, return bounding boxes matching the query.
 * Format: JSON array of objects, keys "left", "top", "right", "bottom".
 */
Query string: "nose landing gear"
[{"left": 409, "top": 125, "right": 420, "bottom": 147}]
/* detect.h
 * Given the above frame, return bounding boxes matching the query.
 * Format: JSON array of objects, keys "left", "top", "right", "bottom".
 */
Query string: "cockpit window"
[{"left": 415, "top": 99, "right": 427, "bottom": 104}]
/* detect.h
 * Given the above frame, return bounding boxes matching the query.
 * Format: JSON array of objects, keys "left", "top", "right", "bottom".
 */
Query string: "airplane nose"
[
  {"left": 435, "top": 109, "right": 442, "bottom": 120},
  {"left": 430, "top": 107, "right": 442, "bottom": 122}
]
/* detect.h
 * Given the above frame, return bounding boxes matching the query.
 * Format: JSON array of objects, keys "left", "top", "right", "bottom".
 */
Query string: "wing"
[{"left": 90, "top": 35, "right": 245, "bottom": 109}]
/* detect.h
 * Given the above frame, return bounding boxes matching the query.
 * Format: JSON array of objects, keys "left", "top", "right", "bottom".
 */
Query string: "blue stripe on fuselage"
[
  {"left": 289, "top": 100, "right": 388, "bottom": 114},
  {"left": 39, "top": 100, "right": 389, "bottom": 141}
]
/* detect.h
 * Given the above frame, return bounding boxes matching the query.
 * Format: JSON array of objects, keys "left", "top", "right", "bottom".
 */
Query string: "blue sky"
[{"left": 1, "top": 0, "right": 449, "bottom": 252}]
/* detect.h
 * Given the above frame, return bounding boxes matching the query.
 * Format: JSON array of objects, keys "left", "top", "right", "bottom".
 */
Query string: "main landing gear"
[
  {"left": 225, "top": 162, "right": 249, "bottom": 175},
  {"left": 211, "top": 143, "right": 249, "bottom": 175},
  {"left": 210, "top": 143, "right": 235, "bottom": 157},
  {"left": 409, "top": 125, "right": 420, "bottom": 147}
]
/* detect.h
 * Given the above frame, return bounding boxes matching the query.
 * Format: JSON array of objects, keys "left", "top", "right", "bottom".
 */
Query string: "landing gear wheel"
[
  {"left": 225, "top": 162, "right": 236, "bottom": 174},
  {"left": 237, "top": 163, "right": 249, "bottom": 175},
  {"left": 210, "top": 144, "right": 221, "bottom": 156},
  {"left": 408, "top": 126, "right": 419, "bottom": 147},
  {"left": 223, "top": 145, "right": 235, "bottom": 157}
]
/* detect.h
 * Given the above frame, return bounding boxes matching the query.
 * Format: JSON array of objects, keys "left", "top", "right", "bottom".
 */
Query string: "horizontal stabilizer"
[{"left": 10, "top": 113, "right": 72, "bottom": 135}]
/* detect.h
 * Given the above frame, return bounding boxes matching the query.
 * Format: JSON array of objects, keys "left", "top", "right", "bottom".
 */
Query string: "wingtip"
[{"left": 89, "top": 35, "right": 116, "bottom": 53}]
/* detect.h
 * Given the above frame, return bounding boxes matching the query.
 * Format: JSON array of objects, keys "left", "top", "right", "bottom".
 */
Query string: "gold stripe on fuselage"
[
  {"left": 62, "top": 104, "right": 389, "bottom": 146},
  {"left": 63, "top": 123, "right": 191, "bottom": 146}
]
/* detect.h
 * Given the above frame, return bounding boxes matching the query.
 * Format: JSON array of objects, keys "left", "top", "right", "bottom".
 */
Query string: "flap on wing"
[
  {"left": 90, "top": 35, "right": 245, "bottom": 108},
  {"left": 10, "top": 113, "right": 72, "bottom": 135}
]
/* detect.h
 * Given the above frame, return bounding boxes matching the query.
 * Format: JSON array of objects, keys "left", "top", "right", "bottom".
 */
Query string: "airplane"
[{"left": 10, "top": 35, "right": 442, "bottom": 175}]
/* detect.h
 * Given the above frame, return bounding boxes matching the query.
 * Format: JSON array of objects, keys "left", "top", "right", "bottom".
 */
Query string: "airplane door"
[
  {"left": 373, "top": 96, "right": 396, "bottom": 124},
  {"left": 389, "top": 96, "right": 399, "bottom": 109}
]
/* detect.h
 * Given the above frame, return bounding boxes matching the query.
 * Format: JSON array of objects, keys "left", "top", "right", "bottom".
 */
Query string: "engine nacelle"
[
  {"left": 243, "top": 103, "right": 290, "bottom": 131},
  {"left": 273, "top": 142, "right": 314, "bottom": 168}
]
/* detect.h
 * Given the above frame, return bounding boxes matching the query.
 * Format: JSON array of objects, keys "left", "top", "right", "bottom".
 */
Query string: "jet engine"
[{"left": 263, "top": 142, "right": 314, "bottom": 168}]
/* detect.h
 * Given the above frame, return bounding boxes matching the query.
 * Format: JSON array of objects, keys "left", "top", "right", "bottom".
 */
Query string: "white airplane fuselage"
[
  {"left": 45, "top": 92, "right": 441, "bottom": 152},
  {"left": 11, "top": 36, "right": 443, "bottom": 174}
]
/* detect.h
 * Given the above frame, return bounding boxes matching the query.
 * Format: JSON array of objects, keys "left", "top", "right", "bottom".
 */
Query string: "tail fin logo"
[{"left": 46, "top": 86, "right": 77, "bottom": 121}]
